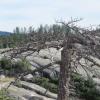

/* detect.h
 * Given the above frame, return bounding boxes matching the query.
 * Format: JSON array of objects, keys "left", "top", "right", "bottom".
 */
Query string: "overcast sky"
[{"left": 0, "top": 0, "right": 100, "bottom": 32}]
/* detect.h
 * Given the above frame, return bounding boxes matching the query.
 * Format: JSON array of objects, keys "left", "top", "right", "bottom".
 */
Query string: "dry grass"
[{"left": 0, "top": 77, "right": 14, "bottom": 83}]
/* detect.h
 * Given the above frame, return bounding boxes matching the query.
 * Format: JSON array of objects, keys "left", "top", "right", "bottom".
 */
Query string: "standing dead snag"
[
  {"left": 57, "top": 18, "right": 83, "bottom": 100},
  {"left": 57, "top": 19, "right": 100, "bottom": 100},
  {"left": 57, "top": 39, "right": 73, "bottom": 100}
]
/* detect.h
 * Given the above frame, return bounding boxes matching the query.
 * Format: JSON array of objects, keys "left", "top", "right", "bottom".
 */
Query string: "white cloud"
[{"left": 0, "top": 0, "right": 99, "bottom": 32}]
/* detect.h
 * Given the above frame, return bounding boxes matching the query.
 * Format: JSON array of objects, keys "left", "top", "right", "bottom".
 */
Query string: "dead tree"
[
  {"left": 57, "top": 19, "right": 100, "bottom": 100},
  {"left": 57, "top": 19, "right": 82, "bottom": 100},
  {"left": 57, "top": 38, "right": 73, "bottom": 100}
]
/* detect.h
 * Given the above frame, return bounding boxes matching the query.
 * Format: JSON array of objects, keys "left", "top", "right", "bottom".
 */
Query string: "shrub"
[
  {"left": 0, "top": 57, "right": 12, "bottom": 71},
  {"left": 0, "top": 57, "right": 13, "bottom": 76},
  {"left": 31, "top": 77, "right": 58, "bottom": 93},
  {"left": 49, "top": 78, "right": 59, "bottom": 85},
  {"left": 0, "top": 57, "right": 31, "bottom": 75},
  {"left": 13, "top": 58, "right": 31, "bottom": 73},
  {"left": 0, "top": 89, "right": 14, "bottom": 100},
  {"left": 72, "top": 73, "right": 100, "bottom": 100}
]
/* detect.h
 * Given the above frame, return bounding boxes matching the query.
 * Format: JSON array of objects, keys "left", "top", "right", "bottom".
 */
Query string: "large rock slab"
[
  {"left": 29, "top": 61, "right": 40, "bottom": 68},
  {"left": 23, "top": 74, "right": 33, "bottom": 81},
  {"left": 20, "top": 81, "right": 57, "bottom": 99},
  {"left": 32, "top": 57, "right": 51, "bottom": 67},
  {"left": 75, "top": 57, "right": 100, "bottom": 78},
  {"left": 39, "top": 48, "right": 61, "bottom": 62},
  {"left": 8, "top": 85, "right": 55, "bottom": 100}
]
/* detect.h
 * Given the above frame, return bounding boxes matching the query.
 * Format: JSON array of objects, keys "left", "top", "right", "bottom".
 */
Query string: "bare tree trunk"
[{"left": 57, "top": 39, "right": 72, "bottom": 100}]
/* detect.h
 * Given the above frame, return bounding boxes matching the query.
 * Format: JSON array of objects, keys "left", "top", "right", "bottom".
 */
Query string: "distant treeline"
[
  {"left": 0, "top": 24, "right": 100, "bottom": 48},
  {"left": 0, "top": 24, "right": 66, "bottom": 48}
]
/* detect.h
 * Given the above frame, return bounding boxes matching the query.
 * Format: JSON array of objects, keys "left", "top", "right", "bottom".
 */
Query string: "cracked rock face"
[
  {"left": 1, "top": 47, "right": 100, "bottom": 79},
  {"left": 1, "top": 47, "right": 100, "bottom": 78},
  {"left": 1, "top": 47, "right": 100, "bottom": 100}
]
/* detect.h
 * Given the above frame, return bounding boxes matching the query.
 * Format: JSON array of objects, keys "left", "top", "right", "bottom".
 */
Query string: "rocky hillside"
[{"left": 0, "top": 46, "right": 100, "bottom": 100}]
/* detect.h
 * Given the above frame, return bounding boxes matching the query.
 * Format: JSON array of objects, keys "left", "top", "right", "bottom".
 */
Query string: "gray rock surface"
[
  {"left": 1, "top": 47, "right": 100, "bottom": 100},
  {"left": 1, "top": 48, "right": 100, "bottom": 80},
  {"left": 23, "top": 74, "right": 33, "bottom": 81},
  {"left": 93, "top": 78, "right": 100, "bottom": 86},
  {"left": 39, "top": 48, "right": 61, "bottom": 62},
  {"left": 20, "top": 81, "right": 57, "bottom": 99},
  {"left": 8, "top": 85, "right": 55, "bottom": 100},
  {"left": 0, "top": 74, "right": 5, "bottom": 80},
  {"left": 32, "top": 57, "right": 51, "bottom": 67}
]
